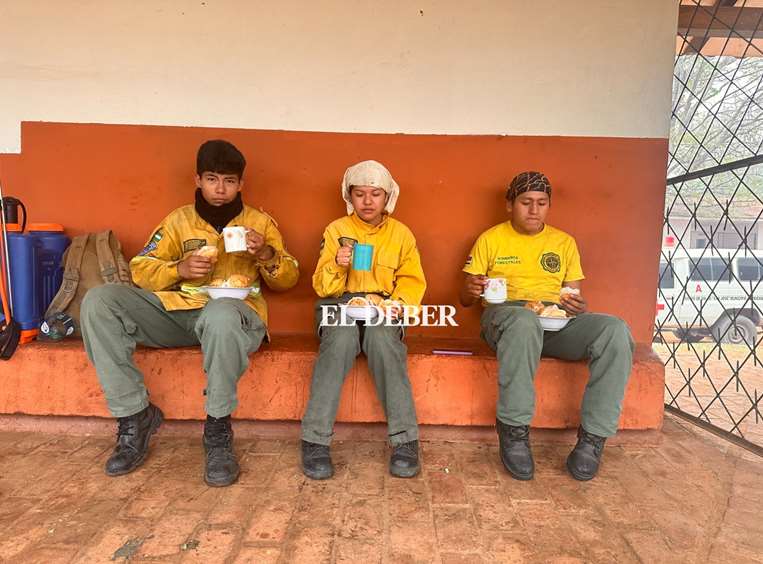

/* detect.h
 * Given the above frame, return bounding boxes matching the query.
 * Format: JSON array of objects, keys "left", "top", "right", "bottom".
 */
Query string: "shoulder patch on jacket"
[{"left": 138, "top": 229, "right": 164, "bottom": 256}]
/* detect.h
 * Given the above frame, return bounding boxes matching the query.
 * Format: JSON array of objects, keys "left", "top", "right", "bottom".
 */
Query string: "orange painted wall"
[{"left": 0, "top": 122, "right": 667, "bottom": 342}]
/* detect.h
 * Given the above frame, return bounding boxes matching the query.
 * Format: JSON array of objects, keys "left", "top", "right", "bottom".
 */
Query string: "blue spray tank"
[{"left": 3, "top": 198, "right": 70, "bottom": 342}]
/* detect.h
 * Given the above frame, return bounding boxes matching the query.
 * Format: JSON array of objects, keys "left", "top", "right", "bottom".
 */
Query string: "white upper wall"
[{"left": 0, "top": 0, "right": 678, "bottom": 153}]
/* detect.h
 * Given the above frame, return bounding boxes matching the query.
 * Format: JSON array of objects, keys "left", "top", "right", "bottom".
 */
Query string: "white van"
[{"left": 656, "top": 248, "right": 763, "bottom": 345}]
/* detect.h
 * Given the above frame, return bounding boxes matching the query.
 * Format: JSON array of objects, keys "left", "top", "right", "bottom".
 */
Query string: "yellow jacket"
[
  {"left": 130, "top": 204, "right": 299, "bottom": 326},
  {"left": 312, "top": 213, "right": 426, "bottom": 305}
]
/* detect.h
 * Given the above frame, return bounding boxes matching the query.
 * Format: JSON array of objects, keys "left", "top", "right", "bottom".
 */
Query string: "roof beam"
[{"left": 678, "top": 5, "right": 763, "bottom": 39}]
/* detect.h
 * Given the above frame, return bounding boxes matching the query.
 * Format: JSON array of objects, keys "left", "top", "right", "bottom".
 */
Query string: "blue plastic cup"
[{"left": 352, "top": 243, "right": 373, "bottom": 271}]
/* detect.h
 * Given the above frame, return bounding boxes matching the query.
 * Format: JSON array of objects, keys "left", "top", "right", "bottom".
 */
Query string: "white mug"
[
  {"left": 481, "top": 277, "right": 507, "bottom": 304},
  {"left": 222, "top": 226, "right": 248, "bottom": 253}
]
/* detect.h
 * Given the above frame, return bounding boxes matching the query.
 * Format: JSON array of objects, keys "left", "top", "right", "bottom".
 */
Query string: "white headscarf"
[{"left": 341, "top": 160, "right": 400, "bottom": 215}]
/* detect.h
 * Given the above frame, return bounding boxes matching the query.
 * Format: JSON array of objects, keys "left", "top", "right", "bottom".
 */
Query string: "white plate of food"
[
  {"left": 202, "top": 275, "right": 257, "bottom": 300},
  {"left": 344, "top": 296, "right": 380, "bottom": 321},
  {"left": 525, "top": 301, "right": 573, "bottom": 331}
]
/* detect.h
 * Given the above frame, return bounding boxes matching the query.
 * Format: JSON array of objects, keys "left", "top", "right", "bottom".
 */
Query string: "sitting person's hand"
[
  {"left": 336, "top": 246, "right": 352, "bottom": 268},
  {"left": 178, "top": 255, "right": 214, "bottom": 280},
  {"left": 246, "top": 229, "right": 275, "bottom": 261},
  {"left": 560, "top": 292, "right": 587, "bottom": 315},
  {"left": 465, "top": 274, "right": 488, "bottom": 299}
]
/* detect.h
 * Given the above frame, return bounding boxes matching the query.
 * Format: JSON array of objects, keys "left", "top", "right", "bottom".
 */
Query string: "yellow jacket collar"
[{"left": 351, "top": 212, "right": 389, "bottom": 233}]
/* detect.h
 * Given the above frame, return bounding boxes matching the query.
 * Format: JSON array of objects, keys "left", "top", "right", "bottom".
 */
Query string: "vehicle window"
[
  {"left": 689, "top": 258, "right": 729, "bottom": 282},
  {"left": 712, "top": 258, "right": 731, "bottom": 282},
  {"left": 659, "top": 262, "right": 674, "bottom": 289},
  {"left": 737, "top": 257, "right": 762, "bottom": 281},
  {"left": 690, "top": 258, "right": 713, "bottom": 281}
]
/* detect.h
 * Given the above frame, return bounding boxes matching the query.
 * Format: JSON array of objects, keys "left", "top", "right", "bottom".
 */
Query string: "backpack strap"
[
  {"left": 112, "top": 232, "right": 133, "bottom": 285},
  {"left": 44, "top": 234, "right": 88, "bottom": 318},
  {"left": 95, "top": 230, "right": 123, "bottom": 284}
]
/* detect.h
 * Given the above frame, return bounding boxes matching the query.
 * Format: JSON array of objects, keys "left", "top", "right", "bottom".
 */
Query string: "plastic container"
[
  {"left": 28, "top": 223, "right": 70, "bottom": 316},
  {"left": 6, "top": 225, "right": 40, "bottom": 334}
]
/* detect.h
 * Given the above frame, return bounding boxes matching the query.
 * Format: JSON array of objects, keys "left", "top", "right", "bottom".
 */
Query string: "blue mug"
[{"left": 352, "top": 243, "right": 374, "bottom": 271}]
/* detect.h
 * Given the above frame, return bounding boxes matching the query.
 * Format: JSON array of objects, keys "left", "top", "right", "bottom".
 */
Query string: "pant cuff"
[
  {"left": 108, "top": 396, "right": 149, "bottom": 418},
  {"left": 580, "top": 421, "right": 617, "bottom": 438},
  {"left": 206, "top": 398, "right": 237, "bottom": 419},
  {"left": 388, "top": 427, "right": 419, "bottom": 446},
  {"left": 496, "top": 413, "right": 533, "bottom": 427},
  {"left": 301, "top": 425, "right": 334, "bottom": 446}
]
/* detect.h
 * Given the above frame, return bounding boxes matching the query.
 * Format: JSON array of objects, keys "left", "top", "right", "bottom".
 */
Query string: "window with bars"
[{"left": 658, "top": 0, "right": 763, "bottom": 452}]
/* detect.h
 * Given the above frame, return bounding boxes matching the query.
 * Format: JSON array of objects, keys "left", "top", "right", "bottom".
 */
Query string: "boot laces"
[
  {"left": 303, "top": 441, "right": 329, "bottom": 461},
  {"left": 205, "top": 418, "right": 232, "bottom": 448},
  {"left": 394, "top": 440, "right": 418, "bottom": 458},
  {"left": 580, "top": 429, "right": 605, "bottom": 454},
  {"left": 116, "top": 417, "right": 135, "bottom": 438}
]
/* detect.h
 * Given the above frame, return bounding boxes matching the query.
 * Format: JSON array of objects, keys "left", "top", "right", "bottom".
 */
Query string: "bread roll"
[
  {"left": 365, "top": 294, "right": 383, "bottom": 306},
  {"left": 524, "top": 301, "right": 545, "bottom": 314},
  {"left": 209, "top": 278, "right": 225, "bottom": 287},
  {"left": 195, "top": 245, "right": 219, "bottom": 260},
  {"left": 540, "top": 305, "right": 567, "bottom": 318},
  {"left": 226, "top": 274, "right": 252, "bottom": 288},
  {"left": 347, "top": 297, "right": 369, "bottom": 306}
]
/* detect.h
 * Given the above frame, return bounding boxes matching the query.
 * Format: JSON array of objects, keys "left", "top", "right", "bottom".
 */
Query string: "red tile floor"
[{"left": 0, "top": 414, "right": 760, "bottom": 563}]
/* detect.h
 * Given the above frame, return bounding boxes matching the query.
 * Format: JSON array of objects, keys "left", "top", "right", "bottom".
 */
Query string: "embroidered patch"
[
  {"left": 138, "top": 229, "right": 164, "bottom": 257},
  {"left": 182, "top": 238, "right": 207, "bottom": 252},
  {"left": 464, "top": 255, "right": 473, "bottom": 267},
  {"left": 138, "top": 241, "right": 158, "bottom": 256},
  {"left": 540, "top": 252, "right": 561, "bottom": 273}
]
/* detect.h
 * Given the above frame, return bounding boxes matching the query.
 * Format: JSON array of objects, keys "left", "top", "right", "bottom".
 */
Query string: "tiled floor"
[
  {"left": 0, "top": 414, "right": 760, "bottom": 563},
  {"left": 657, "top": 341, "right": 763, "bottom": 446}
]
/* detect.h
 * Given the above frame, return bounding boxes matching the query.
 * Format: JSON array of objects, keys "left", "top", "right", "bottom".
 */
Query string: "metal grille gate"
[{"left": 656, "top": 0, "right": 763, "bottom": 453}]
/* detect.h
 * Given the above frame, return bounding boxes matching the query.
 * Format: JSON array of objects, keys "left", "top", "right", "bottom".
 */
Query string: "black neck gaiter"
[{"left": 194, "top": 188, "right": 244, "bottom": 233}]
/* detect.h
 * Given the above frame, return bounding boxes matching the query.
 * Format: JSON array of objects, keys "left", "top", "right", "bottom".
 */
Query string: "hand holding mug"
[
  {"left": 466, "top": 274, "right": 488, "bottom": 299},
  {"left": 336, "top": 246, "right": 352, "bottom": 267},
  {"left": 245, "top": 228, "right": 266, "bottom": 255},
  {"left": 246, "top": 228, "right": 274, "bottom": 261}
]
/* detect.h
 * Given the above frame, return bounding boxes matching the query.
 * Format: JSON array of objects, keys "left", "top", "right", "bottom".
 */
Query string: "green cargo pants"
[
  {"left": 81, "top": 285, "right": 266, "bottom": 419},
  {"left": 481, "top": 303, "right": 634, "bottom": 437},
  {"left": 301, "top": 296, "right": 419, "bottom": 446}
]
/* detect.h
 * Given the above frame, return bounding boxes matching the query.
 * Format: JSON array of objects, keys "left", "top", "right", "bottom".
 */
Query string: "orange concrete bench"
[{"left": 0, "top": 336, "right": 664, "bottom": 430}]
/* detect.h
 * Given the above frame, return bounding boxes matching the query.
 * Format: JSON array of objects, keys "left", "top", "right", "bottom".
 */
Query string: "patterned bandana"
[{"left": 506, "top": 171, "right": 552, "bottom": 202}]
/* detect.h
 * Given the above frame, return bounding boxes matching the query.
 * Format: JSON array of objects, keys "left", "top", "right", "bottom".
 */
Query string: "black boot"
[
  {"left": 566, "top": 427, "right": 606, "bottom": 481},
  {"left": 496, "top": 419, "right": 534, "bottom": 480},
  {"left": 389, "top": 440, "right": 420, "bottom": 478},
  {"left": 105, "top": 403, "right": 164, "bottom": 476},
  {"left": 301, "top": 440, "right": 334, "bottom": 480},
  {"left": 203, "top": 415, "right": 239, "bottom": 487}
]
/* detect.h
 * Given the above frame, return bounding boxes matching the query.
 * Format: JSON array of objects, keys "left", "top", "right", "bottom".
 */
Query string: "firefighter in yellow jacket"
[
  {"left": 81, "top": 140, "right": 299, "bottom": 487},
  {"left": 301, "top": 160, "right": 426, "bottom": 480}
]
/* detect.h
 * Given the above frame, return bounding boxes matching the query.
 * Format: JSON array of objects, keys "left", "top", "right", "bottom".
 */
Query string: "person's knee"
[
  {"left": 597, "top": 315, "right": 634, "bottom": 352},
  {"left": 496, "top": 308, "right": 541, "bottom": 342},
  {"left": 196, "top": 299, "right": 244, "bottom": 334},
  {"left": 80, "top": 285, "right": 126, "bottom": 322}
]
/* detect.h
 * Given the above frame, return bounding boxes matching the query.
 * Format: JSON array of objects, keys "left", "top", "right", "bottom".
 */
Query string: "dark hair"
[{"left": 196, "top": 140, "right": 246, "bottom": 178}]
